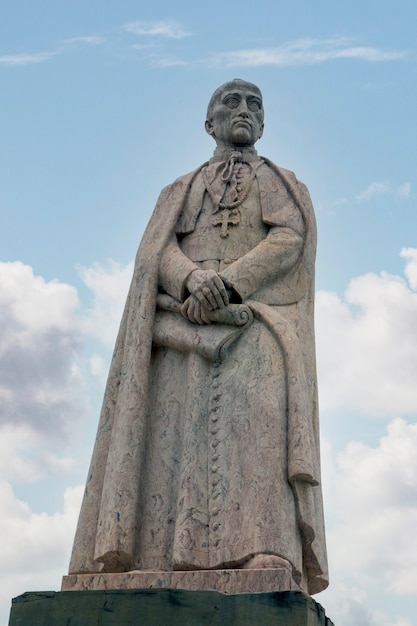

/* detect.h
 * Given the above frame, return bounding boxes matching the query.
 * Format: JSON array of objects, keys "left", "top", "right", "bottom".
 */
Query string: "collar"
[{"left": 209, "top": 146, "right": 259, "bottom": 164}]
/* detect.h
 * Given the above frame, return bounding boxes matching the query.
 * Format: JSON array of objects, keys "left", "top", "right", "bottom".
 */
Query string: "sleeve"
[
  {"left": 219, "top": 166, "right": 308, "bottom": 301},
  {"left": 219, "top": 225, "right": 304, "bottom": 301},
  {"left": 158, "top": 234, "right": 199, "bottom": 302}
]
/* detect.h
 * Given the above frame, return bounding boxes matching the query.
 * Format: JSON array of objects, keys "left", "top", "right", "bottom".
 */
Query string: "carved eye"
[
  {"left": 224, "top": 96, "right": 239, "bottom": 109},
  {"left": 248, "top": 99, "right": 261, "bottom": 112}
]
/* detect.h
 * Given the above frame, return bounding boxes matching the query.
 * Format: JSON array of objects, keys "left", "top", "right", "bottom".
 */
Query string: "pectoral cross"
[{"left": 212, "top": 208, "right": 240, "bottom": 238}]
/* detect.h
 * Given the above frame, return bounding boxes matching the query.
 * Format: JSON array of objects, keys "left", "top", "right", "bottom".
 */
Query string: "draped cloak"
[{"left": 68, "top": 157, "right": 329, "bottom": 595}]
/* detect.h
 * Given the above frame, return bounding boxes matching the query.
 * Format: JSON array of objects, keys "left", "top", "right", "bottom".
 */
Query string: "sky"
[{"left": 1, "top": 1, "right": 416, "bottom": 624}]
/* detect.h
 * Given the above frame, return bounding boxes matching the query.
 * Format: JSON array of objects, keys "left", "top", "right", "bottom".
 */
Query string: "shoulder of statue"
[
  {"left": 259, "top": 157, "right": 305, "bottom": 186},
  {"left": 257, "top": 157, "right": 314, "bottom": 230},
  {"left": 259, "top": 157, "right": 311, "bottom": 205},
  {"left": 169, "top": 162, "right": 209, "bottom": 188},
  {"left": 155, "top": 163, "right": 208, "bottom": 207}
]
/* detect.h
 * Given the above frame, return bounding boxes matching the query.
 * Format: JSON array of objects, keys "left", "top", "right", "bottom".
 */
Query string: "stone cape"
[{"left": 68, "top": 158, "right": 328, "bottom": 595}]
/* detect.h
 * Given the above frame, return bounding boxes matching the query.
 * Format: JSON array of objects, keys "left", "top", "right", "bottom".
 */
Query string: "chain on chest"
[{"left": 179, "top": 185, "right": 268, "bottom": 263}]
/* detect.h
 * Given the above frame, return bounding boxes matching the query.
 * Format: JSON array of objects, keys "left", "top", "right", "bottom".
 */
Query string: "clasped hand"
[{"left": 181, "top": 269, "right": 229, "bottom": 325}]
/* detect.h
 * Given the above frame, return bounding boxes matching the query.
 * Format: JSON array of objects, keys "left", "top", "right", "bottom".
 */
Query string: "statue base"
[
  {"left": 9, "top": 588, "right": 335, "bottom": 625},
  {"left": 61, "top": 567, "right": 301, "bottom": 594}
]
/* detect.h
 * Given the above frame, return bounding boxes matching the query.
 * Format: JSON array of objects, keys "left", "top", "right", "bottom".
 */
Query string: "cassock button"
[
  {"left": 212, "top": 522, "right": 219, "bottom": 530},
  {"left": 212, "top": 380, "right": 219, "bottom": 389},
  {"left": 212, "top": 507, "right": 220, "bottom": 515},
  {"left": 211, "top": 465, "right": 219, "bottom": 473}
]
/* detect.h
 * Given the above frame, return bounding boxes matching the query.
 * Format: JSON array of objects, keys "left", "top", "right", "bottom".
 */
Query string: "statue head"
[{"left": 205, "top": 79, "right": 264, "bottom": 149}]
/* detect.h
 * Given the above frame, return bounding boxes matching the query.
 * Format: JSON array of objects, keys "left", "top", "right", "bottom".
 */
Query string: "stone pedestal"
[
  {"left": 61, "top": 567, "right": 300, "bottom": 594},
  {"left": 9, "top": 588, "right": 334, "bottom": 626}
]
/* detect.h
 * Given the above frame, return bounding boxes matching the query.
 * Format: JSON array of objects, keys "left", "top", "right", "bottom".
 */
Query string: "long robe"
[{"left": 69, "top": 157, "right": 329, "bottom": 595}]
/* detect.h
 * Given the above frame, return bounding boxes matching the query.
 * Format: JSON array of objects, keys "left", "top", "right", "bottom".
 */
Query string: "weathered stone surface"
[
  {"left": 62, "top": 567, "right": 300, "bottom": 594},
  {"left": 9, "top": 589, "right": 335, "bottom": 625},
  {"left": 68, "top": 79, "right": 328, "bottom": 596}
]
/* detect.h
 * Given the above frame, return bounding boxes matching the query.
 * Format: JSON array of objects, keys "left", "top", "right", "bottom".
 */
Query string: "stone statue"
[{"left": 68, "top": 79, "right": 329, "bottom": 595}]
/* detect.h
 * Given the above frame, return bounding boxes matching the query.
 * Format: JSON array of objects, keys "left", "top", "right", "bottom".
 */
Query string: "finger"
[
  {"left": 200, "top": 286, "right": 217, "bottom": 310},
  {"left": 207, "top": 279, "right": 228, "bottom": 308},
  {"left": 195, "top": 284, "right": 219, "bottom": 310},
  {"left": 200, "top": 276, "right": 228, "bottom": 309},
  {"left": 212, "top": 286, "right": 228, "bottom": 309},
  {"left": 180, "top": 299, "right": 191, "bottom": 319},
  {"left": 194, "top": 288, "right": 212, "bottom": 310},
  {"left": 187, "top": 306, "right": 196, "bottom": 324},
  {"left": 199, "top": 303, "right": 212, "bottom": 324},
  {"left": 191, "top": 300, "right": 205, "bottom": 325}
]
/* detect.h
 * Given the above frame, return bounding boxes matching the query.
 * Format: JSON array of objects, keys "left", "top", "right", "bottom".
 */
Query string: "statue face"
[{"left": 205, "top": 84, "right": 264, "bottom": 148}]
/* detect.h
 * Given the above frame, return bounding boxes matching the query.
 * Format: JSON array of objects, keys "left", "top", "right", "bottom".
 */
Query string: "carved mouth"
[{"left": 233, "top": 119, "right": 252, "bottom": 129}]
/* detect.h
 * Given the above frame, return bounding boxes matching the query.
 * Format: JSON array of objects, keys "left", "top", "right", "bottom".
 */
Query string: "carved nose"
[{"left": 235, "top": 100, "right": 249, "bottom": 116}]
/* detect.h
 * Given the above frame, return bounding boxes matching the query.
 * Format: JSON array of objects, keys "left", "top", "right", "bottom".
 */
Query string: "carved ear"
[{"left": 205, "top": 120, "right": 214, "bottom": 136}]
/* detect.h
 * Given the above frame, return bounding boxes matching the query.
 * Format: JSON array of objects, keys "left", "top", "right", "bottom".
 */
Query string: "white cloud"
[
  {"left": 316, "top": 249, "right": 417, "bottom": 415},
  {"left": 0, "top": 261, "right": 78, "bottom": 333},
  {"left": 209, "top": 37, "right": 408, "bottom": 67},
  {"left": 320, "top": 580, "right": 413, "bottom": 626},
  {"left": 355, "top": 181, "right": 391, "bottom": 201},
  {"left": 78, "top": 259, "right": 133, "bottom": 348},
  {"left": 398, "top": 182, "right": 411, "bottom": 198},
  {"left": 0, "top": 36, "right": 103, "bottom": 67},
  {"left": 401, "top": 248, "right": 417, "bottom": 291},
  {"left": 0, "top": 50, "right": 62, "bottom": 66},
  {"left": 0, "top": 260, "right": 89, "bottom": 489},
  {"left": 123, "top": 19, "right": 192, "bottom": 39},
  {"left": 0, "top": 423, "right": 74, "bottom": 484},
  {"left": 319, "top": 418, "right": 417, "bottom": 625},
  {"left": 0, "top": 260, "right": 130, "bottom": 623},
  {"left": 0, "top": 258, "right": 134, "bottom": 484},
  {"left": 0, "top": 482, "right": 82, "bottom": 572},
  {"left": 131, "top": 43, "right": 156, "bottom": 51},
  {"left": 149, "top": 55, "right": 189, "bottom": 68},
  {"left": 355, "top": 181, "right": 411, "bottom": 202},
  {"left": 63, "top": 36, "right": 104, "bottom": 45},
  {"left": 0, "top": 259, "right": 130, "bottom": 622},
  {"left": 89, "top": 354, "right": 107, "bottom": 380},
  {"left": 0, "top": 481, "right": 83, "bottom": 625}
]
